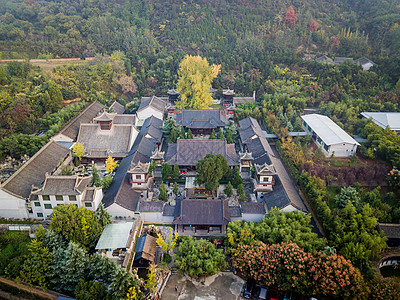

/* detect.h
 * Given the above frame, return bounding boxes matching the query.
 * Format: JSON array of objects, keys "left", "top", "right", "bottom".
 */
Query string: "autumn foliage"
[
  {"left": 309, "top": 19, "right": 319, "bottom": 32},
  {"left": 233, "top": 242, "right": 366, "bottom": 298},
  {"left": 284, "top": 6, "right": 298, "bottom": 27}
]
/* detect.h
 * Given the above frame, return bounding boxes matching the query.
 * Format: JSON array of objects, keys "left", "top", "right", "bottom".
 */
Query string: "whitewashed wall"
[{"left": 0, "top": 189, "right": 28, "bottom": 219}]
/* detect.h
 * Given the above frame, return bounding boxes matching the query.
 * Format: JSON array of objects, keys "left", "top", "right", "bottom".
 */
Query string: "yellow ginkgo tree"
[
  {"left": 106, "top": 156, "right": 118, "bottom": 173},
  {"left": 176, "top": 54, "right": 220, "bottom": 110}
]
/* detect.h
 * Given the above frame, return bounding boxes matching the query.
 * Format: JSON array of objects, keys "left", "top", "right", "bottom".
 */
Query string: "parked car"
[
  {"left": 269, "top": 289, "right": 280, "bottom": 300},
  {"left": 281, "top": 290, "right": 293, "bottom": 300},
  {"left": 257, "top": 286, "right": 269, "bottom": 299},
  {"left": 241, "top": 279, "right": 256, "bottom": 299},
  {"left": 252, "top": 285, "right": 261, "bottom": 299}
]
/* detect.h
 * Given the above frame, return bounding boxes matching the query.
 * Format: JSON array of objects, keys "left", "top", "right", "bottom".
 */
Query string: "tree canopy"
[
  {"left": 195, "top": 154, "right": 230, "bottom": 192},
  {"left": 176, "top": 55, "right": 220, "bottom": 110}
]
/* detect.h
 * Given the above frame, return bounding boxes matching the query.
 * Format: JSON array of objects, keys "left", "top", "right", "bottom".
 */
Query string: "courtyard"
[{"left": 160, "top": 272, "right": 244, "bottom": 300}]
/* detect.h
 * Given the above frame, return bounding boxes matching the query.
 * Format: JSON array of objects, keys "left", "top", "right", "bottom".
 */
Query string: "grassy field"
[{"left": 0, "top": 58, "right": 86, "bottom": 71}]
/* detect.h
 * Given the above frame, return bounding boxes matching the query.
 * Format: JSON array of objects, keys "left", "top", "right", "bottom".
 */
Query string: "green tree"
[
  {"left": 161, "top": 163, "right": 172, "bottom": 182},
  {"left": 225, "top": 129, "right": 234, "bottom": 144},
  {"left": 187, "top": 129, "right": 193, "bottom": 139},
  {"left": 102, "top": 174, "right": 113, "bottom": 190},
  {"left": 173, "top": 163, "right": 180, "bottom": 180},
  {"left": 237, "top": 183, "right": 246, "bottom": 202},
  {"left": 335, "top": 186, "right": 360, "bottom": 209},
  {"left": 225, "top": 181, "right": 233, "bottom": 197},
  {"left": 175, "top": 236, "right": 227, "bottom": 278},
  {"left": 173, "top": 182, "right": 178, "bottom": 195},
  {"left": 169, "top": 127, "right": 177, "bottom": 143},
  {"left": 75, "top": 279, "right": 111, "bottom": 300},
  {"left": 146, "top": 263, "right": 158, "bottom": 291},
  {"left": 50, "top": 242, "right": 89, "bottom": 292},
  {"left": 179, "top": 126, "right": 186, "bottom": 139},
  {"left": 209, "top": 129, "right": 216, "bottom": 139},
  {"left": 97, "top": 202, "right": 112, "bottom": 228},
  {"left": 176, "top": 55, "right": 220, "bottom": 110},
  {"left": 229, "top": 166, "right": 242, "bottom": 188},
  {"left": 159, "top": 182, "right": 168, "bottom": 201},
  {"left": 109, "top": 267, "right": 141, "bottom": 300},
  {"left": 195, "top": 154, "right": 230, "bottom": 192},
  {"left": 217, "top": 128, "right": 224, "bottom": 139},
  {"left": 90, "top": 165, "right": 102, "bottom": 187},
  {"left": 49, "top": 204, "right": 103, "bottom": 249},
  {"left": 20, "top": 240, "right": 51, "bottom": 288}
]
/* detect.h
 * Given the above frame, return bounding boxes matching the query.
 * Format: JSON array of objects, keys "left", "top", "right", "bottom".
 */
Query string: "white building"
[
  {"left": 0, "top": 140, "right": 71, "bottom": 219},
  {"left": 136, "top": 96, "right": 166, "bottom": 121},
  {"left": 354, "top": 57, "right": 376, "bottom": 71},
  {"left": 301, "top": 114, "right": 359, "bottom": 157},
  {"left": 361, "top": 112, "right": 400, "bottom": 134},
  {"left": 30, "top": 174, "right": 103, "bottom": 219}
]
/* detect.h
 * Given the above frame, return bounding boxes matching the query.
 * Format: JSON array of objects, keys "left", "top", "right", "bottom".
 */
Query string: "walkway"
[{"left": 270, "top": 146, "right": 325, "bottom": 237}]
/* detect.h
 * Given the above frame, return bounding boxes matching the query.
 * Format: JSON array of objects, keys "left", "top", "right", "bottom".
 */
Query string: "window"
[
  {"left": 37, "top": 213, "right": 43, "bottom": 218},
  {"left": 56, "top": 195, "right": 63, "bottom": 201},
  {"left": 34, "top": 202, "right": 41, "bottom": 207},
  {"left": 44, "top": 204, "right": 52, "bottom": 209},
  {"left": 42, "top": 195, "right": 50, "bottom": 201},
  {"left": 69, "top": 195, "right": 76, "bottom": 201},
  {"left": 324, "top": 144, "right": 329, "bottom": 151},
  {"left": 85, "top": 202, "right": 92, "bottom": 208},
  {"left": 135, "top": 175, "right": 141, "bottom": 179},
  {"left": 303, "top": 120, "right": 307, "bottom": 127}
]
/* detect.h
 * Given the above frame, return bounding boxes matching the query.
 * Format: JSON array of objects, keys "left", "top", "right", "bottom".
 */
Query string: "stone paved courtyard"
[{"left": 160, "top": 272, "right": 244, "bottom": 300}]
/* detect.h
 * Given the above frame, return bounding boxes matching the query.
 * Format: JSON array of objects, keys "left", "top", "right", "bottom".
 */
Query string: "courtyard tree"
[
  {"left": 195, "top": 154, "right": 230, "bottom": 192},
  {"left": 72, "top": 142, "right": 86, "bottom": 161},
  {"left": 49, "top": 204, "right": 103, "bottom": 249},
  {"left": 105, "top": 156, "right": 118, "bottom": 173},
  {"left": 173, "top": 182, "right": 178, "bottom": 195},
  {"left": 173, "top": 163, "right": 180, "bottom": 180},
  {"left": 175, "top": 236, "right": 227, "bottom": 278},
  {"left": 187, "top": 129, "right": 193, "bottom": 139},
  {"left": 161, "top": 163, "right": 172, "bottom": 182},
  {"left": 156, "top": 228, "right": 179, "bottom": 253},
  {"left": 97, "top": 202, "right": 112, "bottom": 228},
  {"left": 217, "top": 128, "right": 224, "bottom": 139},
  {"left": 237, "top": 183, "right": 246, "bottom": 202},
  {"left": 210, "top": 129, "right": 216, "bottom": 139},
  {"left": 159, "top": 182, "right": 168, "bottom": 201},
  {"left": 225, "top": 181, "right": 233, "bottom": 197},
  {"left": 176, "top": 55, "right": 221, "bottom": 110}
]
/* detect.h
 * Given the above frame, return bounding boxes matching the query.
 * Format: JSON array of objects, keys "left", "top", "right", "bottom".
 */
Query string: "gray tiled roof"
[
  {"left": 262, "top": 175, "right": 292, "bottom": 210},
  {"left": 109, "top": 101, "right": 126, "bottom": 114},
  {"left": 102, "top": 116, "right": 162, "bottom": 211},
  {"left": 163, "top": 204, "right": 176, "bottom": 216},
  {"left": 165, "top": 139, "right": 238, "bottom": 166},
  {"left": 378, "top": 223, "right": 400, "bottom": 239},
  {"left": 113, "top": 115, "right": 135, "bottom": 125},
  {"left": 77, "top": 124, "right": 135, "bottom": 158},
  {"left": 137, "top": 96, "right": 166, "bottom": 113},
  {"left": 229, "top": 206, "right": 242, "bottom": 217},
  {"left": 173, "top": 198, "right": 231, "bottom": 225},
  {"left": 176, "top": 109, "right": 226, "bottom": 129},
  {"left": 1, "top": 140, "right": 70, "bottom": 199},
  {"left": 139, "top": 201, "right": 164, "bottom": 213},
  {"left": 32, "top": 175, "right": 91, "bottom": 196},
  {"left": 241, "top": 202, "right": 266, "bottom": 214},
  {"left": 59, "top": 101, "right": 105, "bottom": 140}
]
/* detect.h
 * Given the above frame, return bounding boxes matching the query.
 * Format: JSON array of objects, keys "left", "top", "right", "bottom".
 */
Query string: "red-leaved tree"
[
  {"left": 284, "top": 6, "right": 298, "bottom": 27},
  {"left": 309, "top": 19, "right": 319, "bottom": 32}
]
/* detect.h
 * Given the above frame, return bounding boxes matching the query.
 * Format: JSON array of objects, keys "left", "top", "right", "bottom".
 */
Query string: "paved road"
[{"left": 270, "top": 146, "right": 325, "bottom": 237}]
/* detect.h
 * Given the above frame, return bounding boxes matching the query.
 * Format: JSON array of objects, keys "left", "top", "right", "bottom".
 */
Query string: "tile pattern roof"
[
  {"left": 173, "top": 198, "right": 231, "bottom": 225},
  {"left": 77, "top": 124, "right": 135, "bottom": 158},
  {"left": 229, "top": 206, "right": 242, "bottom": 218},
  {"left": 262, "top": 176, "right": 292, "bottom": 211},
  {"left": 139, "top": 201, "right": 164, "bottom": 213},
  {"left": 241, "top": 202, "right": 266, "bottom": 214},
  {"left": 32, "top": 175, "right": 92, "bottom": 196},
  {"left": 301, "top": 114, "right": 359, "bottom": 146},
  {"left": 354, "top": 57, "right": 375, "bottom": 66},
  {"left": 102, "top": 116, "right": 163, "bottom": 211},
  {"left": 137, "top": 96, "right": 166, "bottom": 113},
  {"left": 233, "top": 97, "right": 255, "bottom": 105},
  {"left": 113, "top": 115, "right": 135, "bottom": 125},
  {"left": 361, "top": 112, "right": 400, "bottom": 131},
  {"left": 165, "top": 139, "right": 238, "bottom": 166},
  {"left": 109, "top": 101, "right": 126, "bottom": 114},
  {"left": 378, "top": 223, "right": 400, "bottom": 239},
  {"left": 1, "top": 140, "right": 70, "bottom": 199},
  {"left": 163, "top": 204, "right": 176, "bottom": 216},
  {"left": 59, "top": 101, "right": 105, "bottom": 140},
  {"left": 176, "top": 109, "right": 227, "bottom": 129}
]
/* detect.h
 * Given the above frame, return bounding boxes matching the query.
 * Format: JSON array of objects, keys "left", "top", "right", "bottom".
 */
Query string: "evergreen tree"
[
  {"left": 159, "top": 182, "right": 168, "bottom": 201},
  {"left": 187, "top": 129, "right": 193, "bottom": 139},
  {"left": 173, "top": 182, "right": 178, "bottom": 195},
  {"left": 230, "top": 166, "right": 242, "bottom": 188},
  {"left": 173, "top": 163, "right": 180, "bottom": 180},
  {"left": 169, "top": 128, "right": 177, "bottom": 143},
  {"left": 225, "top": 181, "right": 233, "bottom": 197},
  {"left": 91, "top": 164, "right": 102, "bottom": 187},
  {"left": 179, "top": 126, "right": 186, "bottom": 139},
  {"left": 161, "top": 163, "right": 172, "bottom": 182},
  {"left": 217, "top": 128, "right": 224, "bottom": 139},
  {"left": 20, "top": 240, "right": 51, "bottom": 288},
  {"left": 75, "top": 279, "right": 111, "bottom": 300},
  {"left": 97, "top": 202, "right": 112, "bottom": 228},
  {"left": 210, "top": 129, "right": 216, "bottom": 139},
  {"left": 109, "top": 267, "right": 141, "bottom": 300},
  {"left": 237, "top": 184, "right": 246, "bottom": 202},
  {"left": 195, "top": 154, "right": 230, "bottom": 192},
  {"left": 225, "top": 129, "right": 234, "bottom": 144}
]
